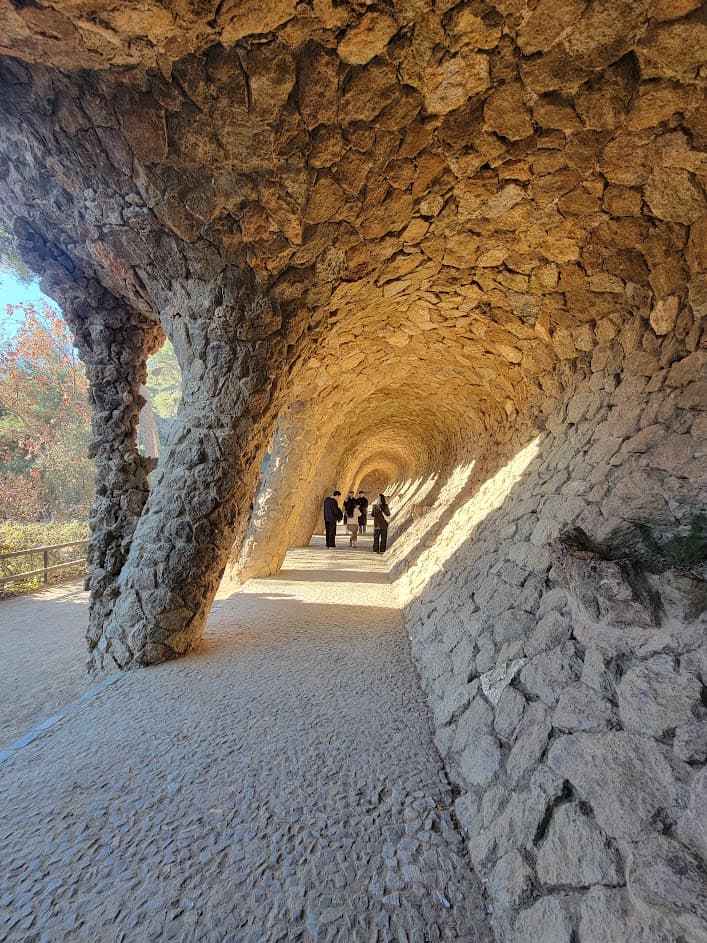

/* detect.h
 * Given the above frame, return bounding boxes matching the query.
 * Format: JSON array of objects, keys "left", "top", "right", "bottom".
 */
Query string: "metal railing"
[{"left": 0, "top": 539, "right": 88, "bottom": 587}]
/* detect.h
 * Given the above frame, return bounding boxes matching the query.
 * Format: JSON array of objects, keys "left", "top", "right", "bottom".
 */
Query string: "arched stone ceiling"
[
  {"left": 356, "top": 459, "right": 401, "bottom": 491},
  {"left": 1, "top": 0, "right": 703, "bottom": 389}
]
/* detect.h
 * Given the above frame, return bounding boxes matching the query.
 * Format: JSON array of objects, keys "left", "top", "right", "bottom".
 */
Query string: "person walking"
[
  {"left": 372, "top": 494, "right": 391, "bottom": 553},
  {"left": 347, "top": 508, "right": 359, "bottom": 547},
  {"left": 357, "top": 491, "right": 369, "bottom": 534},
  {"left": 323, "top": 490, "right": 342, "bottom": 549},
  {"left": 343, "top": 490, "right": 357, "bottom": 524}
]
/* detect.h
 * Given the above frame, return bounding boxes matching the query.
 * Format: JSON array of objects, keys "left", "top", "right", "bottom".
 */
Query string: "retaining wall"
[{"left": 390, "top": 321, "right": 705, "bottom": 942}]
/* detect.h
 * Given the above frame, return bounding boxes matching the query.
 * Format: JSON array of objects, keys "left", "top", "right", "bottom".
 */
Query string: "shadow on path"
[{"left": 270, "top": 566, "right": 390, "bottom": 584}]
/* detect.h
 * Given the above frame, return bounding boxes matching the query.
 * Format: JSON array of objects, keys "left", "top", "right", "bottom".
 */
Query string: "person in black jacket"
[
  {"left": 323, "top": 490, "right": 342, "bottom": 549},
  {"left": 343, "top": 491, "right": 357, "bottom": 523},
  {"left": 372, "top": 494, "right": 391, "bottom": 553},
  {"left": 357, "top": 491, "right": 369, "bottom": 534}
]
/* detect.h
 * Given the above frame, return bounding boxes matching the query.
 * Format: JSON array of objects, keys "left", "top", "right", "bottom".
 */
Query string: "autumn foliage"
[{"left": 0, "top": 302, "right": 94, "bottom": 521}]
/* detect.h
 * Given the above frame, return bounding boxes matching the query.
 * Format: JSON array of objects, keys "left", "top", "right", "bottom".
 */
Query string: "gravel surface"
[
  {"left": 0, "top": 581, "right": 92, "bottom": 746},
  {"left": 0, "top": 535, "right": 492, "bottom": 942}
]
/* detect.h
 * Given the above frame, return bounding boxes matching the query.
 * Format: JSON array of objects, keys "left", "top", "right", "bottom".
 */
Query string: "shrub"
[
  {"left": 0, "top": 519, "right": 89, "bottom": 596},
  {"left": 637, "top": 513, "right": 707, "bottom": 565}
]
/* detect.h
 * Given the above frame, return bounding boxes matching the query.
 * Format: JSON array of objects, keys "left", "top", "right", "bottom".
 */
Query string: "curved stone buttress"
[
  {"left": 230, "top": 400, "right": 325, "bottom": 582},
  {"left": 14, "top": 225, "right": 300, "bottom": 668},
  {"left": 26, "top": 260, "right": 164, "bottom": 654},
  {"left": 94, "top": 278, "right": 292, "bottom": 666}
]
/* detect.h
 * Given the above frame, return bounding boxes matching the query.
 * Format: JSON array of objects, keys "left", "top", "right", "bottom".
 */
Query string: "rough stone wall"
[
  {"left": 12, "top": 217, "right": 300, "bottom": 669},
  {"left": 390, "top": 322, "right": 705, "bottom": 942},
  {"left": 231, "top": 401, "right": 327, "bottom": 580},
  {"left": 69, "top": 293, "right": 163, "bottom": 656}
]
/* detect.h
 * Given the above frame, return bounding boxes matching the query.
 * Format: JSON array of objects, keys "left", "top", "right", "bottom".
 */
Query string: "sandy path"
[
  {"left": 0, "top": 534, "right": 491, "bottom": 942},
  {"left": 0, "top": 581, "right": 92, "bottom": 745}
]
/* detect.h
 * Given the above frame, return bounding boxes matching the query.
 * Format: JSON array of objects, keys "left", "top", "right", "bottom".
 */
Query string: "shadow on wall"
[
  {"left": 384, "top": 472, "right": 446, "bottom": 547},
  {"left": 387, "top": 425, "right": 545, "bottom": 590},
  {"left": 387, "top": 353, "right": 705, "bottom": 943}
]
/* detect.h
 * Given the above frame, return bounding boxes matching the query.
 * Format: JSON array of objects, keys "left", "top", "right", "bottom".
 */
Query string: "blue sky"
[{"left": 0, "top": 270, "right": 59, "bottom": 336}]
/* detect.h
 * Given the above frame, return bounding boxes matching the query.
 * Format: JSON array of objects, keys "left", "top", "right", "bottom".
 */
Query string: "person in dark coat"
[
  {"left": 343, "top": 491, "right": 357, "bottom": 523},
  {"left": 323, "top": 490, "right": 342, "bottom": 549},
  {"left": 357, "top": 491, "right": 369, "bottom": 534},
  {"left": 372, "top": 494, "right": 391, "bottom": 553}
]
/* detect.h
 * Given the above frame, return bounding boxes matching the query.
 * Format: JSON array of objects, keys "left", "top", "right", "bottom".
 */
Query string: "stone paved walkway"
[{"left": 0, "top": 533, "right": 492, "bottom": 942}]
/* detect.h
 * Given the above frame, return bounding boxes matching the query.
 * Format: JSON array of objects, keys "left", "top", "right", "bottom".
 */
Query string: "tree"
[
  {"left": 146, "top": 339, "right": 181, "bottom": 418},
  {"left": 138, "top": 384, "right": 161, "bottom": 458},
  {"left": 0, "top": 301, "right": 93, "bottom": 520},
  {"left": 0, "top": 299, "right": 182, "bottom": 519}
]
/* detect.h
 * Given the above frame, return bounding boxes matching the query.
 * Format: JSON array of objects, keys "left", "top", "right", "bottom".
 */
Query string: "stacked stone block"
[{"left": 391, "top": 322, "right": 705, "bottom": 942}]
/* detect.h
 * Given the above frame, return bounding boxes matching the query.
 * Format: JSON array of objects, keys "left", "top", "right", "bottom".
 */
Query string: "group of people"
[{"left": 322, "top": 490, "right": 391, "bottom": 553}]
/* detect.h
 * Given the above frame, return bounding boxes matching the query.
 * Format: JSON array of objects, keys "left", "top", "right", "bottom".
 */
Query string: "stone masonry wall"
[
  {"left": 12, "top": 223, "right": 299, "bottom": 670},
  {"left": 93, "top": 275, "right": 293, "bottom": 669},
  {"left": 390, "top": 319, "right": 705, "bottom": 942},
  {"left": 231, "top": 401, "right": 327, "bottom": 581}
]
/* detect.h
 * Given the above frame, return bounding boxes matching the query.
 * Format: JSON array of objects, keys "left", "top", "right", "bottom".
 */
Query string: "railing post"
[{"left": 0, "top": 539, "right": 88, "bottom": 588}]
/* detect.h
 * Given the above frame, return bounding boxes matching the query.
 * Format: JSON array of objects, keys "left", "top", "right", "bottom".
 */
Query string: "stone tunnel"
[{"left": 0, "top": 1, "right": 705, "bottom": 939}]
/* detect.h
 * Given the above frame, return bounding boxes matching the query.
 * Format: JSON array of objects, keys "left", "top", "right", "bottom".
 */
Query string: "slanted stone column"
[
  {"left": 290, "top": 441, "right": 343, "bottom": 548},
  {"left": 11, "top": 223, "right": 165, "bottom": 664},
  {"left": 95, "top": 279, "right": 287, "bottom": 668},
  {"left": 61, "top": 286, "right": 164, "bottom": 654},
  {"left": 231, "top": 402, "right": 324, "bottom": 582}
]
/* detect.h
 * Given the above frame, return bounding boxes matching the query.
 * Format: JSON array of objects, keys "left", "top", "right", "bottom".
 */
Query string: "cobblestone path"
[{"left": 0, "top": 535, "right": 492, "bottom": 942}]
